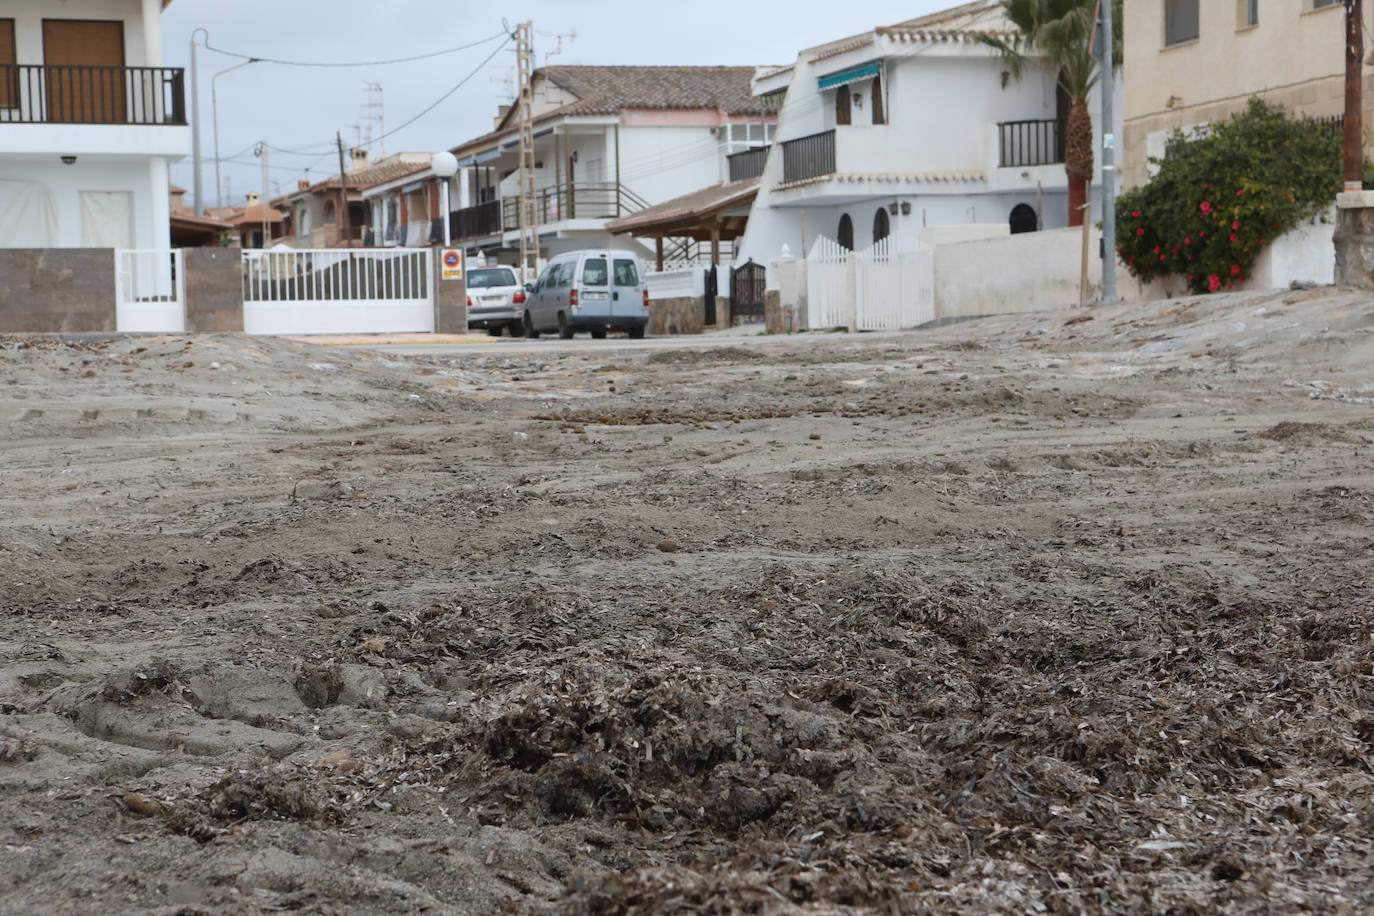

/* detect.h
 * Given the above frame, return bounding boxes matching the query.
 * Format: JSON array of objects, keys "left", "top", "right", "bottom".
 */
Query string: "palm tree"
[{"left": 980, "top": 0, "right": 1121, "bottom": 227}]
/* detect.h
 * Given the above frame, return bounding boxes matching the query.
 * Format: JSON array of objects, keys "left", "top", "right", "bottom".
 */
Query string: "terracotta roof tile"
[
  {"left": 537, "top": 65, "right": 768, "bottom": 118},
  {"left": 606, "top": 178, "right": 760, "bottom": 235}
]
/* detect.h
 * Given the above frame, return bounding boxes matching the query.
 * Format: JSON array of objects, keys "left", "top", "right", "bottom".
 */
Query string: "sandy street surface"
[{"left": 2, "top": 288, "right": 1373, "bottom": 914}]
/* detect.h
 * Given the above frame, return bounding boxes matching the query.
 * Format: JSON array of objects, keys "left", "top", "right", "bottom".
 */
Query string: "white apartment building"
[{"left": 0, "top": 0, "right": 188, "bottom": 249}]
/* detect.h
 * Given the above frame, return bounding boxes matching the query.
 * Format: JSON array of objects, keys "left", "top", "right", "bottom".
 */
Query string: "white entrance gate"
[
  {"left": 806, "top": 234, "right": 934, "bottom": 331},
  {"left": 241, "top": 248, "right": 435, "bottom": 335},
  {"left": 115, "top": 249, "right": 185, "bottom": 333}
]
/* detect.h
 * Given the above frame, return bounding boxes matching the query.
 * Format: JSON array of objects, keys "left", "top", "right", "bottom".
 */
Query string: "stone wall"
[
  {"left": 435, "top": 264, "right": 467, "bottom": 335},
  {"left": 0, "top": 249, "right": 116, "bottom": 333},
  {"left": 1335, "top": 191, "right": 1374, "bottom": 289},
  {"left": 185, "top": 247, "right": 244, "bottom": 332},
  {"left": 648, "top": 296, "right": 705, "bottom": 335}
]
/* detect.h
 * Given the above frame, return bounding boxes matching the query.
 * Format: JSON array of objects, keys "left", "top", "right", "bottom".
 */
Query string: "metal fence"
[
  {"left": 115, "top": 249, "right": 185, "bottom": 333},
  {"left": 781, "top": 130, "right": 836, "bottom": 184},
  {"left": 727, "top": 146, "right": 770, "bottom": 182},
  {"left": 997, "top": 119, "right": 1064, "bottom": 168},
  {"left": 241, "top": 248, "right": 434, "bottom": 335},
  {"left": 0, "top": 65, "right": 186, "bottom": 125}
]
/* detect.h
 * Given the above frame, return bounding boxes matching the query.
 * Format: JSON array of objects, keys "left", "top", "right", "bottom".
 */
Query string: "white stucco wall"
[
  {"left": 736, "top": 30, "right": 1124, "bottom": 272},
  {"left": 0, "top": 156, "right": 171, "bottom": 248}
]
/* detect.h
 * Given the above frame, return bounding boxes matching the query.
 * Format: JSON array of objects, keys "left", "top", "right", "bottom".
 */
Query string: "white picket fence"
[
  {"left": 115, "top": 249, "right": 185, "bottom": 333},
  {"left": 241, "top": 248, "right": 434, "bottom": 335},
  {"left": 805, "top": 234, "right": 934, "bottom": 331}
]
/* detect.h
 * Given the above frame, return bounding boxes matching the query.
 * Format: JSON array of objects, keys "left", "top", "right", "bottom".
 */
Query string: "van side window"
[
  {"left": 535, "top": 266, "right": 552, "bottom": 292},
  {"left": 556, "top": 263, "right": 572, "bottom": 288},
  {"left": 613, "top": 259, "right": 639, "bottom": 286},
  {"left": 582, "top": 258, "right": 608, "bottom": 287}
]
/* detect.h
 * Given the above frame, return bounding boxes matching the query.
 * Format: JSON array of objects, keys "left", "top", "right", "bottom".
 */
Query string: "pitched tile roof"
[
  {"left": 311, "top": 159, "right": 432, "bottom": 193},
  {"left": 606, "top": 178, "right": 760, "bottom": 235},
  {"left": 537, "top": 66, "right": 769, "bottom": 118}
]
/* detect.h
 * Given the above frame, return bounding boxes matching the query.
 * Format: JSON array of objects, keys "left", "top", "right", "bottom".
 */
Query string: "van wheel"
[
  {"left": 523, "top": 312, "right": 539, "bottom": 339},
  {"left": 558, "top": 313, "right": 575, "bottom": 339},
  {"left": 590, "top": 329, "right": 606, "bottom": 339},
  {"left": 487, "top": 326, "right": 503, "bottom": 337},
  {"left": 628, "top": 326, "right": 645, "bottom": 339}
]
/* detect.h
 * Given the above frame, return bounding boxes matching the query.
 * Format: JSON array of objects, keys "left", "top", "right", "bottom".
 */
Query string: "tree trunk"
[{"left": 1064, "top": 98, "right": 1094, "bottom": 228}]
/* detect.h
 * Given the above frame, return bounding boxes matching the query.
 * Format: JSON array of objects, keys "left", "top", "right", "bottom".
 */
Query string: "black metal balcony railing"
[
  {"left": 998, "top": 119, "right": 1064, "bottom": 168},
  {"left": 780, "top": 130, "right": 836, "bottom": 184},
  {"left": 448, "top": 199, "right": 501, "bottom": 241},
  {"left": 727, "top": 146, "right": 770, "bottom": 182},
  {"left": 500, "top": 182, "right": 649, "bottom": 232},
  {"left": 0, "top": 65, "right": 186, "bottom": 125}
]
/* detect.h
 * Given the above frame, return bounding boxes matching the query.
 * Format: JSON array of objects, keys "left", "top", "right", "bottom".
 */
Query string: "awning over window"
[{"left": 817, "top": 61, "right": 880, "bottom": 92}]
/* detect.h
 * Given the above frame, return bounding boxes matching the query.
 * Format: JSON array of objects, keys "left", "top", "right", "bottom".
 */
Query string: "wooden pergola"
[{"left": 606, "top": 178, "right": 759, "bottom": 270}]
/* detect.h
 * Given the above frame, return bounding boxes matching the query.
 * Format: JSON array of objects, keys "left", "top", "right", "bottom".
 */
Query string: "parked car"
[
  {"left": 464, "top": 266, "right": 528, "bottom": 336},
  {"left": 522, "top": 250, "right": 648, "bottom": 339}
]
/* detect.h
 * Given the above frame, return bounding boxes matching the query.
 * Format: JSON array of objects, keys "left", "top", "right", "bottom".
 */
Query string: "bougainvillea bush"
[{"left": 1116, "top": 99, "right": 1343, "bottom": 294}]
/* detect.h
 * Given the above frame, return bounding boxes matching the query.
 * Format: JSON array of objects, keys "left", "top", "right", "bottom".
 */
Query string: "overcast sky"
[{"left": 162, "top": 0, "right": 952, "bottom": 210}]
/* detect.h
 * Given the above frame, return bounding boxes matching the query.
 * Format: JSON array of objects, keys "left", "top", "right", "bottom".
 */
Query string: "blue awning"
[{"left": 817, "top": 61, "right": 880, "bottom": 92}]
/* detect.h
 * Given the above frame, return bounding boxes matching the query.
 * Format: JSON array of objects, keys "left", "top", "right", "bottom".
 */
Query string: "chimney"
[
  {"left": 298, "top": 179, "right": 311, "bottom": 192},
  {"left": 246, "top": 191, "right": 260, "bottom": 206},
  {"left": 349, "top": 148, "right": 370, "bottom": 170},
  {"left": 496, "top": 104, "right": 512, "bottom": 129}
]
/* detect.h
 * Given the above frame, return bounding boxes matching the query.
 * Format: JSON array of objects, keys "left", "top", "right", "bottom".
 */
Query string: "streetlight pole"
[
  {"left": 189, "top": 30, "right": 203, "bottom": 215},
  {"left": 212, "top": 58, "right": 259, "bottom": 217},
  {"left": 431, "top": 151, "right": 459, "bottom": 248},
  {"left": 1099, "top": 0, "right": 1119, "bottom": 304}
]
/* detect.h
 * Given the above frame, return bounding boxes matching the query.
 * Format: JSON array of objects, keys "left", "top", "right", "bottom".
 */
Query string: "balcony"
[
  {"left": 780, "top": 130, "right": 836, "bottom": 184},
  {"left": 448, "top": 199, "right": 502, "bottom": 241},
  {"left": 997, "top": 119, "right": 1064, "bottom": 168},
  {"left": 0, "top": 65, "right": 186, "bottom": 126},
  {"left": 500, "top": 182, "right": 649, "bottom": 232},
  {"left": 727, "top": 146, "right": 770, "bottom": 182}
]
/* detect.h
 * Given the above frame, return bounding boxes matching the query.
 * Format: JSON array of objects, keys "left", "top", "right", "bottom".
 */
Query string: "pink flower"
[
  {"left": 1208, "top": 275, "right": 1221, "bottom": 292},
  {"left": 1132, "top": 210, "right": 1140, "bottom": 217},
  {"left": 1232, "top": 221, "right": 1239, "bottom": 230},
  {"left": 1137, "top": 228, "right": 1145, "bottom": 236},
  {"left": 1230, "top": 264, "right": 1241, "bottom": 277},
  {"left": 1230, "top": 233, "right": 1238, "bottom": 242},
  {"left": 1236, "top": 189, "right": 1244, "bottom": 196},
  {"left": 1185, "top": 236, "right": 1191, "bottom": 244},
  {"left": 1201, "top": 202, "right": 1212, "bottom": 215}
]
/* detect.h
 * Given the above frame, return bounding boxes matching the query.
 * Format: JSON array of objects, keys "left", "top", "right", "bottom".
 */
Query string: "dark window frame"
[{"left": 1164, "top": 0, "right": 1200, "bottom": 46}]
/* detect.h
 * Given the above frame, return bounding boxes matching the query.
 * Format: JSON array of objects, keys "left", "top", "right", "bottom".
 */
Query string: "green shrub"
[{"left": 1116, "top": 99, "right": 1342, "bottom": 294}]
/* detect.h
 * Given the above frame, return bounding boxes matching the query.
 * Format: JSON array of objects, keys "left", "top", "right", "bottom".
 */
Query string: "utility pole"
[
  {"left": 259, "top": 140, "right": 270, "bottom": 248},
  {"left": 1346, "top": 0, "right": 1364, "bottom": 192},
  {"left": 514, "top": 21, "right": 538, "bottom": 280},
  {"left": 190, "top": 35, "right": 203, "bottom": 216},
  {"left": 1098, "top": 0, "right": 1119, "bottom": 303},
  {"left": 336, "top": 131, "right": 352, "bottom": 247}
]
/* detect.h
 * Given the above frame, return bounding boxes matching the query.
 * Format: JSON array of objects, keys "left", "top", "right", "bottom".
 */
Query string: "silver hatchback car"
[{"left": 465, "top": 266, "right": 529, "bottom": 337}]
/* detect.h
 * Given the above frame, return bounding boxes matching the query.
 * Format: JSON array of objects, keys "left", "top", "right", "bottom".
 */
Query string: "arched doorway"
[
  {"left": 1009, "top": 203, "right": 1038, "bottom": 234},
  {"left": 836, "top": 85, "right": 852, "bottom": 126},
  {"left": 838, "top": 213, "right": 854, "bottom": 251},
  {"left": 873, "top": 208, "right": 890, "bottom": 245}
]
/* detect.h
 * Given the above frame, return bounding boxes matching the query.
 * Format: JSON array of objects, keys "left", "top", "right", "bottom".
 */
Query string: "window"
[
  {"left": 838, "top": 213, "right": 854, "bottom": 251},
  {"left": 0, "top": 19, "right": 15, "bottom": 109},
  {"left": 871, "top": 75, "right": 886, "bottom": 126},
  {"left": 873, "top": 208, "right": 890, "bottom": 245},
  {"left": 614, "top": 258, "right": 639, "bottom": 287},
  {"left": 1164, "top": 0, "right": 1199, "bottom": 45},
  {"left": 43, "top": 20, "right": 126, "bottom": 123},
  {"left": 323, "top": 200, "right": 336, "bottom": 224},
  {"left": 836, "top": 85, "right": 852, "bottom": 126},
  {"left": 582, "top": 258, "right": 608, "bottom": 287},
  {"left": 468, "top": 268, "right": 518, "bottom": 289},
  {"left": 1238, "top": 0, "right": 1259, "bottom": 27},
  {"left": 1311, "top": 0, "right": 1340, "bottom": 8},
  {"left": 555, "top": 262, "right": 573, "bottom": 288},
  {"left": 722, "top": 122, "right": 775, "bottom": 156}
]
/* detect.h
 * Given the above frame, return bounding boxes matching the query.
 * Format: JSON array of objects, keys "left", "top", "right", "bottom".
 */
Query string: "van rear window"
[
  {"left": 614, "top": 259, "right": 639, "bottom": 286},
  {"left": 582, "top": 258, "right": 608, "bottom": 286}
]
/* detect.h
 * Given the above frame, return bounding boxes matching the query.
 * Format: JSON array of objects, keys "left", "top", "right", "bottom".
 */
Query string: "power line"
[
  {"left": 368, "top": 36, "right": 514, "bottom": 146},
  {"left": 200, "top": 30, "right": 507, "bottom": 69}
]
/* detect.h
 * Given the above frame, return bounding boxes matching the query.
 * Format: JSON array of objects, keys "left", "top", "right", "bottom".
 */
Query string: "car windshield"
[
  {"left": 613, "top": 259, "right": 639, "bottom": 286},
  {"left": 582, "top": 259, "right": 608, "bottom": 287},
  {"left": 467, "top": 268, "right": 517, "bottom": 289}
]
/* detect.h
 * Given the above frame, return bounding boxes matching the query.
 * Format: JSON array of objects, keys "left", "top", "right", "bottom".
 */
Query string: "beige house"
[{"left": 1123, "top": 0, "right": 1364, "bottom": 189}]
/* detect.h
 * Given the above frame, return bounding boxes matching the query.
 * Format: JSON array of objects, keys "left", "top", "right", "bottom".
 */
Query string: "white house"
[
  {"left": 736, "top": 0, "right": 1123, "bottom": 266},
  {"left": 0, "top": 0, "right": 189, "bottom": 249},
  {"left": 364, "top": 66, "right": 776, "bottom": 264}
]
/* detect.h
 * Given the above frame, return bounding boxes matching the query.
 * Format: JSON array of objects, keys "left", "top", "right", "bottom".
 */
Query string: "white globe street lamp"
[{"left": 431, "top": 151, "right": 459, "bottom": 247}]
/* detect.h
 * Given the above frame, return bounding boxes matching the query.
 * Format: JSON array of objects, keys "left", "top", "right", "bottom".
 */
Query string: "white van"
[{"left": 521, "top": 250, "right": 648, "bottom": 339}]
